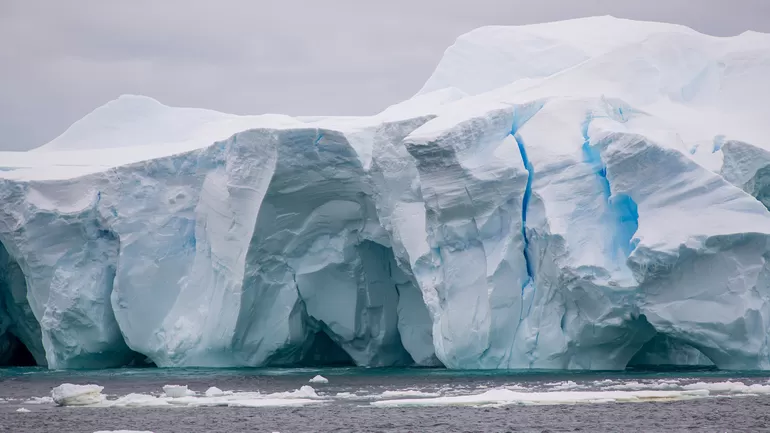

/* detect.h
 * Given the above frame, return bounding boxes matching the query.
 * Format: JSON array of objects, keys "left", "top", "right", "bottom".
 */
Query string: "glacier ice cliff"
[{"left": 1, "top": 16, "right": 770, "bottom": 370}]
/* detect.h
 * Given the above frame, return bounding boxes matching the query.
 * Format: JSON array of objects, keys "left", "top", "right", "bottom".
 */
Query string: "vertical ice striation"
[
  {"left": 403, "top": 103, "right": 531, "bottom": 368},
  {"left": 503, "top": 98, "right": 656, "bottom": 370}
]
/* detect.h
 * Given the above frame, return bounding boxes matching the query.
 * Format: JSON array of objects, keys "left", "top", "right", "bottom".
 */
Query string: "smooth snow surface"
[{"left": 2, "top": 16, "right": 770, "bottom": 370}]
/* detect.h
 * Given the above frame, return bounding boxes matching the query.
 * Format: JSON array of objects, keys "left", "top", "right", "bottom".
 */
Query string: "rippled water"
[{"left": 2, "top": 367, "right": 770, "bottom": 432}]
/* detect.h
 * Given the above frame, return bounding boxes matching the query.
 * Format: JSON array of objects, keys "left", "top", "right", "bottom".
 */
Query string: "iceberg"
[{"left": 1, "top": 16, "right": 770, "bottom": 370}]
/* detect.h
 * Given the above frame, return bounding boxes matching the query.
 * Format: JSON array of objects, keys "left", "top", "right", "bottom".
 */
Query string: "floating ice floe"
[
  {"left": 379, "top": 390, "right": 441, "bottom": 398},
  {"left": 162, "top": 384, "right": 194, "bottom": 398},
  {"left": 16, "top": 407, "right": 30, "bottom": 413},
  {"left": 682, "top": 381, "right": 770, "bottom": 394},
  {"left": 545, "top": 381, "right": 583, "bottom": 391},
  {"left": 51, "top": 384, "right": 105, "bottom": 406},
  {"left": 111, "top": 393, "right": 170, "bottom": 407},
  {"left": 205, "top": 386, "right": 230, "bottom": 397},
  {"left": 370, "top": 380, "right": 770, "bottom": 407},
  {"left": 46, "top": 384, "right": 325, "bottom": 409},
  {"left": 23, "top": 396, "right": 54, "bottom": 404},
  {"left": 371, "top": 388, "right": 710, "bottom": 407},
  {"left": 93, "top": 430, "right": 154, "bottom": 433},
  {"left": 604, "top": 381, "right": 680, "bottom": 391},
  {"left": 309, "top": 375, "right": 329, "bottom": 384}
]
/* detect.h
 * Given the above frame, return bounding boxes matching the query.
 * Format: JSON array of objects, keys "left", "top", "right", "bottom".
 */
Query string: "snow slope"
[{"left": 1, "top": 16, "right": 769, "bottom": 369}]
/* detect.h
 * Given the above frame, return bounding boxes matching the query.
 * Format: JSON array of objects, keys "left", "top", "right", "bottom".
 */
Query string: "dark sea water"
[{"left": 2, "top": 367, "right": 770, "bottom": 433}]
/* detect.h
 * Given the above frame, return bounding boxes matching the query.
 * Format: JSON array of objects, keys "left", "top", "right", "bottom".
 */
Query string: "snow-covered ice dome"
[{"left": 1, "top": 16, "right": 770, "bottom": 370}]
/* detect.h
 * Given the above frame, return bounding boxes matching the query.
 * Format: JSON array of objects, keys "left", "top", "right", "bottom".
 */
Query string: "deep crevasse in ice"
[{"left": 1, "top": 16, "right": 770, "bottom": 369}]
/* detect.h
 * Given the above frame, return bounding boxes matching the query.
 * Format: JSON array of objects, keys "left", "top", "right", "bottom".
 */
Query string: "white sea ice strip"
[
  {"left": 51, "top": 384, "right": 105, "bottom": 406},
  {"left": 105, "top": 386, "right": 325, "bottom": 409},
  {"left": 223, "top": 398, "right": 323, "bottom": 408},
  {"left": 371, "top": 388, "right": 709, "bottom": 407},
  {"left": 176, "top": 390, "right": 321, "bottom": 407}
]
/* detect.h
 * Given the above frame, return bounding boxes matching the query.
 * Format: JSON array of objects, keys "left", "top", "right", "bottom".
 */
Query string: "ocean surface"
[{"left": 2, "top": 366, "right": 770, "bottom": 432}]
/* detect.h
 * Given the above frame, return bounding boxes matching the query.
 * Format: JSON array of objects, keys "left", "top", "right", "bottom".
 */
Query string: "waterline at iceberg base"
[{"left": 1, "top": 16, "right": 770, "bottom": 371}]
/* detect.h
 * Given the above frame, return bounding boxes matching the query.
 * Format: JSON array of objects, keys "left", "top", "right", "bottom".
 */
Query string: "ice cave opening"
[
  {"left": 626, "top": 333, "right": 716, "bottom": 371},
  {"left": 293, "top": 239, "right": 418, "bottom": 367},
  {"left": 297, "top": 330, "right": 356, "bottom": 367},
  {"left": 0, "top": 241, "right": 43, "bottom": 367},
  {"left": 0, "top": 334, "right": 37, "bottom": 367}
]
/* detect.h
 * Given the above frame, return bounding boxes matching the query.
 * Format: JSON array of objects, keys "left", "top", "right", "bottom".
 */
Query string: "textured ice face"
[{"left": 1, "top": 16, "right": 770, "bottom": 370}]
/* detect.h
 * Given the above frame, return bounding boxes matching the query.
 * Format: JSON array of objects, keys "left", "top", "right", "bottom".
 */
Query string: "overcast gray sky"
[{"left": 2, "top": 0, "right": 769, "bottom": 151}]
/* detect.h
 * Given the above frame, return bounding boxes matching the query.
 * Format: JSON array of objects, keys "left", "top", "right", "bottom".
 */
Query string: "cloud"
[{"left": 2, "top": 0, "right": 768, "bottom": 150}]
